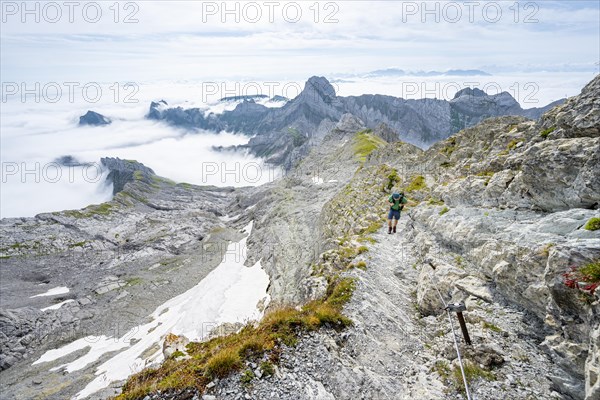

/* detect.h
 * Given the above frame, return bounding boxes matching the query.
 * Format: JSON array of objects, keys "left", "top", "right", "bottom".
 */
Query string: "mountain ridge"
[
  {"left": 0, "top": 75, "right": 597, "bottom": 400},
  {"left": 147, "top": 76, "right": 565, "bottom": 168}
]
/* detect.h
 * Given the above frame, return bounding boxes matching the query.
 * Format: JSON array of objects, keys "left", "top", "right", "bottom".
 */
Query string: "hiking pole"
[{"left": 425, "top": 260, "right": 473, "bottom": 400}]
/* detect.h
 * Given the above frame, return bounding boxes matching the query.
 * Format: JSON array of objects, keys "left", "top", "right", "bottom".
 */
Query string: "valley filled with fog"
[{"left": 1, "top": 71, "right": 593, "bottom": 218}]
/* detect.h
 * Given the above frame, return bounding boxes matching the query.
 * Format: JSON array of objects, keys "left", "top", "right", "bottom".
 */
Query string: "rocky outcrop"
[
  {"left": 146, "top": 100, "right": 168, "bottom": 120},
  {"left": 378, "top": 74, "right": 600, "bottom": 400},
  {"left": 147, "top": 99, "right": 225, "bottom": 132},
  {"left": 101, "top": 157, "right": 156, "bottom": 195},
  {"left": 79, "top": 111, "right": 111, "bottom": 126},
  {"left": 54, "top": 155, "right": 93, "bottom": 167},
  {"left": 538, "top": 76, "right": 600, "bottom": 139}
]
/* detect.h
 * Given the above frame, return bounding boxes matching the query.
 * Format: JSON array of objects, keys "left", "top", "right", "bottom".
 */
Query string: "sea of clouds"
[
  {"left": 1, "top": 72, "right": 594, "bottom": 218},
  {"left": 0, "top": 83, "right": 283, "bottom": 218}
]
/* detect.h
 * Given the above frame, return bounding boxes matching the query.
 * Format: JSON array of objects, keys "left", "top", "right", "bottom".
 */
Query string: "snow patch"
[
  {"left": 32, "top": 221, "right": 270, "bottom": 400},
  {"left": 41, "top": 299, "right": 75, "bottom": 311},
  {"left": 312, "top": 176, "right": 324, "bottom": 185},
  {"left": 219, "top": 214, "right": 240, "bottom": 222},
  {"left": 30, "top": 286, "right": 70, "bottom": 298}
]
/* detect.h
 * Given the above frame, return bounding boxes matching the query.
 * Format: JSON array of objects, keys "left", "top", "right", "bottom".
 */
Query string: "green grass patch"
[
  {"left": 349, "top": 261, "right": 367, "bottom": 271},
  {"left": 116, "top": 277, "right": 355, "bottom": 399},
  {"left": 405, "top": 175, "right": 426, "bottom": 193},
  {"left": 454, "top": 255, "right": 464, "bottom": 269},
  {"left": 482, "top": 321, "right": 502, "bottom": 332},
  {"left": 539, "top": 243, "right": 555, "bottom": 257},
  {"left": 152, "top": 176, "right": 176, "bottom": 186},
  {"left": 540, "top": 126, "right": 556, "bottom": 138},
  {"left": 507, "top": 138, "right": 524, "bottom": 150},
  {"left": 584, "top": 217, "right": 600, "bottom": 231},
  {"left": 65, "top": 203, "right": 115, "bottom": 219},
  {"left": 357, "top": 236, "right": 377, "bottom": 244},
  {"left": 475, "top": 171, "right": 495, "bottom": 186},
  {"left": 353, "top": 130, "right": 387, "bottom": 163},
  {"left": 579, "top": 261, "right": 600, "bottom": 283},
  {"left": 119, "top": 190, "right": 149, "bottom": 205},
  {"left": 260, "top": 361, "right": 275, "bottom": 377},
  {"left": 362, "top": 221, "right": 382, "bottom": 235},
  {"left": 240, "top": 369, "right": 255, "bottom": 384},
  {"left": 451, "top": 361, "right": 495, "bottom": 394},
  {"left": 205, "top": 347, "right": 242, "bottom": 380},
  {"left": 428, "top": 198, "right": 444, "bottom": 206},
  {"left": 476, "top": 171, "right": 495, "bottom": 177},
  {"left": 288, "top": 127, "right": 307, "bottom": 147},
  {"left": 433, "top": 360, "right": 451, "bottom": 380},
  {"left": 439, "top": 207, "right": 449, "bottom": 216},
  {"left": 170, "top": 350, "right": 185, "bottom": 359},
  {"left": 385, "top": 169, "right": 401, "bottom": 191},
  {"left": 441, "top": 137, "right": 457, "bottom": 157},
  {"left": 126, "top": 277, "right": 143, "bottom": 286}
]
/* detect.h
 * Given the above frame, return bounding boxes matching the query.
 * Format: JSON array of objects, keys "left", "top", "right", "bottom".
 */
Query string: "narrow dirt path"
[{"left": 338, "top": 218, "right": 446, "bottom": 399}]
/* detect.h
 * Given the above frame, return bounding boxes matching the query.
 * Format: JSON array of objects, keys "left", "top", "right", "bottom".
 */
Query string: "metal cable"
[{"left": 424, "top": 262, "right": 473, "bottom": 400}]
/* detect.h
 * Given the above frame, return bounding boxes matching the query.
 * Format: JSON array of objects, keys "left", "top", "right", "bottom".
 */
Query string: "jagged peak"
[
  {"left": 453, "top": 87, "right": 487, "bottom": 99},
  {"left": 150, "top": 99, "right": 168, "bottom": 108},
  {"left": 302, "top": 76, "right": 336, "bottom": 102},
  {"left": 79, "top": 110, "right": 111, "bottom": 126}
]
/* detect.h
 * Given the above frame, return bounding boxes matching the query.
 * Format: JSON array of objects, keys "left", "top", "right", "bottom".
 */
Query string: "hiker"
[{"left": 388, "top": 192, "right": 407, "bottom": 234}]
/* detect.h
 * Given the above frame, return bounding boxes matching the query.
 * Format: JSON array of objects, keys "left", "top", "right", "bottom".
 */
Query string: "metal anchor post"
[{"left": 445, "top": 302, "right": 472, "bottom": 345}]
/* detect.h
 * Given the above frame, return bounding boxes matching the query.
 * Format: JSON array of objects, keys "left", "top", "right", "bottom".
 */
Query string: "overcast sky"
[{"left": 1, "top": 0, "right": 599, "bottom": 84}]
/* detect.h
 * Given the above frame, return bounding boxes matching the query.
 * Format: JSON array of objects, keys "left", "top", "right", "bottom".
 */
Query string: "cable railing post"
[{"left": 425, "top": 259, "right": 473, "bottom": 400}]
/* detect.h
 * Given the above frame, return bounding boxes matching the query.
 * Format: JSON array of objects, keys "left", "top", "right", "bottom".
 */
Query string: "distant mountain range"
[
  {"left": 360, "top": 68, "right": 492, "bottom": 78},
  {"left": 144, "top": 76, "right": 565, "bottom": 168}
]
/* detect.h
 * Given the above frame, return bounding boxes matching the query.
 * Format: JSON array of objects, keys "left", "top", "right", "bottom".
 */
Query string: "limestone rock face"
[
  {"left": 101, "top": 157, "right": 156, "bottom": 195},
  {"left": 586, "top": 321, "right": 600, "bottom": 399},
  {"left": 539, "top": 75, "right": 600, "bottom": 139},
  {"left": 387, "top": 74, "right": 600, "bottom": 400},
  {"left": 162, "top": 333, "right": 190, "bottom": 359}
]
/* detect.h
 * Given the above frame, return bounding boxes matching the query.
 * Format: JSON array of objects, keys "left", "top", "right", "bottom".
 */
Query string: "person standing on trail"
[{"left": 388, "top": 192, "right": 407, "bottom": 234}]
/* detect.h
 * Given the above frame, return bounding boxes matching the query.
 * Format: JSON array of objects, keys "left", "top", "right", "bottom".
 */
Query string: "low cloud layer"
[{"left": 1, "top": 88, "right": 280, "bottom": 218}]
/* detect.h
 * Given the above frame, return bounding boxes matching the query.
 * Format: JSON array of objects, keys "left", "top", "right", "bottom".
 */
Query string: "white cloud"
[
  {"left": 0, "top": 84, "right": 282, "bottom": 218},
  {"left": 1, "top": 1, "right": 598, "bottom": 82}
]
